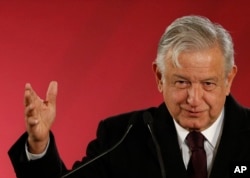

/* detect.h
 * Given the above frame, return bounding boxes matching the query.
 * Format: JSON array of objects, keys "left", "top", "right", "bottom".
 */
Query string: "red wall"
[{"left": 1, "top": 1, "right": 250, "bottom": 177}]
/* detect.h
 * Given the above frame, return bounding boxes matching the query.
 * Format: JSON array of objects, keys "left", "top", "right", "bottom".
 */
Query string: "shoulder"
[
  {"left": 225, "top": 95, "right": 250, "bottom": 128},
  {"left": 95, "top": 103, "right": 167, "bottom": 142},
  {"left": 100, "top": 106, "right": 157, "bottom": 131},
  {"left": 100, "top": 103, "right": 167, "bottom": 129}
]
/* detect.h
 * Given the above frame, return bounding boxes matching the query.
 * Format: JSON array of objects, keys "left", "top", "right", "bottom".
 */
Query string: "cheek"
[
  {"left": 203, "top": 93, "right": 226, "bottom": 116},
  {"left": 163, "top": 86, "right": 187, "bottom": 100},
  {"left": 162, "top": 88, "right": 187, "bottom": 109}
]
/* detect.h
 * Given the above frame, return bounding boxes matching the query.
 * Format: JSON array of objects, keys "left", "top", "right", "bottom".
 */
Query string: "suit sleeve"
[
  {"left": 8, "top": 132, "right": 66, "bottom": 178},
  {"left": 8, "top": 120, "right": 114, "bottom": 178}
]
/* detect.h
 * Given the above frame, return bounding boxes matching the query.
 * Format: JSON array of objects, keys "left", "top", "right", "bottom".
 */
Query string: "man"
[{"left": 9, "top": 15, "right": 250, "bottom": 178}]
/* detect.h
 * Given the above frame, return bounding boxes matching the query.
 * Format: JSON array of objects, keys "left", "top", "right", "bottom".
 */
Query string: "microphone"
[
  {"left": 61, "top": 115, "right": 136, "bottom": 178},
  {"left": 143, "top": 111, "right": 166, "bottom": 178}
]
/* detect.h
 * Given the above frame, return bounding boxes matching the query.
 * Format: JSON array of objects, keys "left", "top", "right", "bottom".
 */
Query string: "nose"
[{"left": 186, "top": 83, "right": 203, "bottom": 107}]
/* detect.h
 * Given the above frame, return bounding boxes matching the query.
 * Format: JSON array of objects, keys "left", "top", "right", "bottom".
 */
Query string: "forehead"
[
  {"left": 168, "top": 46, "right": 225, "bottom": 69},
  {"left": 165, "top": 47, "right": 226, "bottom": 79}
]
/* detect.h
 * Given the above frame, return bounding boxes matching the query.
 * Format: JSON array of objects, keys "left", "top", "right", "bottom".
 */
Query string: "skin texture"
[{"left": 153, "top": 46, "right": 237, "bottom": 131}]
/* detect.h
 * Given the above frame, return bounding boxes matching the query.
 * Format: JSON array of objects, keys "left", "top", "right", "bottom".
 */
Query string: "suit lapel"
[{"left": 210, "top": 95, "right": 250, "bottom": 178}]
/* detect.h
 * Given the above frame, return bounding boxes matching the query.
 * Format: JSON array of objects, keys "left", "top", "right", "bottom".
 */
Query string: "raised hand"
[{"left": 24, "top": 81, "right": 58, "bottom": 154}]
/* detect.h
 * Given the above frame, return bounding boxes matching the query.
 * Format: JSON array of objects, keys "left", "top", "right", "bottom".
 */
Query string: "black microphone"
[
  {"left": 143, "top": 111, "right": 166, "bottom": 178},
  {"left": 61, "top": 115, "right": 136, "bottom": 178}
]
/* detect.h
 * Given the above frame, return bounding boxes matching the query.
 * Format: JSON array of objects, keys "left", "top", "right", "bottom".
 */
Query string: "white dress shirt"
[{"left": 173, "top": 108, "right": 224, "bottom": 175}]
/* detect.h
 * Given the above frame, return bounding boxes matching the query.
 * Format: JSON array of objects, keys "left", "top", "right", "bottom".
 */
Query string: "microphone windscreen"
[{"left": 143, "top": 111, "right": 154, "bottom": 125}]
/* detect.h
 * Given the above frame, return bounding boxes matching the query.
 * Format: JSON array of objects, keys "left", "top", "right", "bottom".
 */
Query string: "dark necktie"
[{"left": 186, "top": 131, "right": 207, "bottom": 178}]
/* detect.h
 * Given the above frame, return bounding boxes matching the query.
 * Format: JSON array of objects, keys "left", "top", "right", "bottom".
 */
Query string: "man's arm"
[
  {"left": 8, "top": 81, "right": 64, "bottom": 178},
  {"left": 8, "top": 131, "right": 66, "bottom": 178}
]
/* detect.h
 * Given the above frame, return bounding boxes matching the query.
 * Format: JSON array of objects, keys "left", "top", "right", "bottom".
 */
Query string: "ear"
[
  {"left": 225, "top": 65, "right": 237, "bottom": 95},
  {"left": 152, "top": 62, "right": 163, "bottom": 93}
]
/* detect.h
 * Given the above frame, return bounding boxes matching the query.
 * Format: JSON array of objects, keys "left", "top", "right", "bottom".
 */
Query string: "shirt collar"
[{"left": 173, "top": 108, "right": 224, "bottom": 149}]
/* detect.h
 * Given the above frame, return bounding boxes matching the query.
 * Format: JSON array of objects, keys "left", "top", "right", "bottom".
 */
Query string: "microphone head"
[
  {"left": 127, "top": 112, "right": 138, "bottom": 126},
  {"left": 143, "top": 111, "right": 154, "bottom": 125}
]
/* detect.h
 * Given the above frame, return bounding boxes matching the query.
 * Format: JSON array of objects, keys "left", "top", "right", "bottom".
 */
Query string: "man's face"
[{"left": 153, "top": 46, "right": 237, "bottom": 131}]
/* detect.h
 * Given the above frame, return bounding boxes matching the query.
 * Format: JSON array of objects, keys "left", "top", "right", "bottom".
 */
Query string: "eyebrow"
[{"left": 172, "top": 74, "right": 219, "bottom": 82}]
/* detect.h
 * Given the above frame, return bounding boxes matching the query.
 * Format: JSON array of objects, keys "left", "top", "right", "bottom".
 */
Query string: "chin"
[{"left": 181, "top": 121, "right": 205, "bottom": 131}]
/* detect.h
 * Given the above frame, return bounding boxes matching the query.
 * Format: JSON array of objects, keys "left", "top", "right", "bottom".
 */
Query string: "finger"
[
  {"left": 25, "top": 104, "right": 39, "bottom": 126},
  {"left": 26, "top": 116, "right": 39, "bottom": 126},
  {"left": 25, "top": 103, "right": 34, "bottom": 117},
  {"left": 24, "top": 83, "right": 38, "bottom": 106},
  {"left": 46, "top": 81, "right": 58, "bottom": 105}
]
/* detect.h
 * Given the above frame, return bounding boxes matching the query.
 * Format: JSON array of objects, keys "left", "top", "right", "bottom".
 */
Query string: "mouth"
[{"left": 184, "top": 109, "right": 205, "bottom": 117}]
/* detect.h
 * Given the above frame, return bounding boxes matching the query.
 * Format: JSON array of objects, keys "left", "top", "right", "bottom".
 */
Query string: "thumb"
[{"left": 46, "top": 81, "right": 58, "bottom": 105}]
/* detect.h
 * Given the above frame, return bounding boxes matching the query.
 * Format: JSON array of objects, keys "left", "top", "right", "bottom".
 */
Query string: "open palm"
[{"left": 24, "top": 81, "right": 58, "bottom": 153}]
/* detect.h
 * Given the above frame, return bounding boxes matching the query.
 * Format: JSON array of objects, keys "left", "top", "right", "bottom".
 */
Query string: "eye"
[
  {"left": 203, "top": 82, "right": 216, "bottom": 91},
  {"left": 175, "top": 80, "right": 190, "bottom": 89}
]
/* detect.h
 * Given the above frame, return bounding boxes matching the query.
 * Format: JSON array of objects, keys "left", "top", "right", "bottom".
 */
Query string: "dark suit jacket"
[{"left": 8, "top": 95, "right": 250, "bottom": 178}]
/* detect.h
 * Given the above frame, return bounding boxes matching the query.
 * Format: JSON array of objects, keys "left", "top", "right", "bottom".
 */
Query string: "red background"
[{"left": 1, "top": 1, "right": 250, "bottom": 177}]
